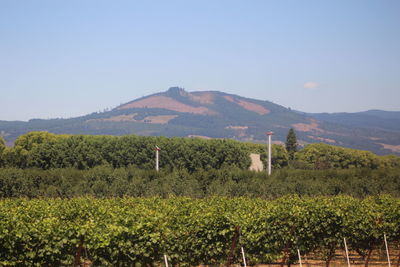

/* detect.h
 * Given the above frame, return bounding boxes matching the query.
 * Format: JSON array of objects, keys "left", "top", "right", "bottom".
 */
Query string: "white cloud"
[{"left": 303, "top": 82, "right": 320, "bottom": 89}]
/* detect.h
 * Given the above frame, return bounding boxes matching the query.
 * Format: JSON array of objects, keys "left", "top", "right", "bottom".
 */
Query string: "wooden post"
[
  {"left": 364, "top": 247, "right": 373, "bottom": 267},
  {"left": 280, "top": 225, "right": 296, "bottom": 267},
  {"left": 74, "top": 236, "right": 85, "bottom": 267},
  {"left": 226, "top": 226, "right": 240, "bottom": 267}
]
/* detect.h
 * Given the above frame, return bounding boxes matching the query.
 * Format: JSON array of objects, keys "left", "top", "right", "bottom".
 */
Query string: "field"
[
  {"left": 1, "top": 196, "right": 399, "bottom": 266},
  {"left": 1, "top": 133, "right": 400, "bottom": 266}
]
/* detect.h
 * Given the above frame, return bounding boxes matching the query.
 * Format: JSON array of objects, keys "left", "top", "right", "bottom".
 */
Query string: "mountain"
[
  {"left": 1, "top": 87, "right": 399, "bottom": 155},
  {"left": 308, "top": 110, "right": 400, "bottom": 132}
]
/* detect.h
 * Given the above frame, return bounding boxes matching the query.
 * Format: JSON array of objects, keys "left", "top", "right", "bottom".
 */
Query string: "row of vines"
[{"left": 1, "top": 195, "right": 399, "bottom": 266}]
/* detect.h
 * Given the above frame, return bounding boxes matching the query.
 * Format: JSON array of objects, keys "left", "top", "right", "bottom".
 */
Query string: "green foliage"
[
  {"left": 0, "top": 132, "right": 400, "bottom": 172},
  {"left": 12, "top": 132, "right": 69, "bottom": 168},
  {"left": 4, "top": 132, "right": 400, "bottom": 171},
  {"left": 1, "top": 166, "right": 400, "bottom": 199},
  {"left": 5, "top": 132, "right": 252, "bottom": 171},
  {"left": 380, "top": 154, "right": 400, "bottom": 167},
  {"left": 294, "top": 143, "right": 394, "bottom": 169},
  {"left": 285, "top": 128, "right": 298, "bottom": 159},
  {"left": 0, "top": 136, "right": 5, "bottom": 167},
  {"left": 0, "top": 196, "right": 399, "bottom": 266},
  {"left": 0, "top": 136, "right": 5, "bottom": 150}
]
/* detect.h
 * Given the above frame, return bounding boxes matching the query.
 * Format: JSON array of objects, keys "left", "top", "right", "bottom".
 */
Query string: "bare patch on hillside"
[
  {"left": 87, "top": 114, "right": 138, "bottom": 122},
  {"left": 293, "top": 120, "right": 344, "bottom": 137},
  {"left": 369, "top": 137, "right": 382, "bottom": 141},
  {"left": 143, "top": 115, "right": 178, "bottom": 124},
  {"left": 189, "top": 92, "right": 215, "bottom": 105},
  {"left": 307, "top": 135, "right": 336, "bottom": 143},
  {"left": 108, "top": 114, "right": 137, "bottom": 122},
  {"left": 273, "top": 124, "right": 289, "bottom": 129},
  {"left": 293, "top": 120, "right": 321, "bottom": 132},
  {"left": 119, "top": 96, "right": 216, "bottom": 115},
  {"left": 225, "top": 125, "right": 248, "bottom": 137},
  {"left": 0, "top": 130, "right": 10, "bottom": 137},
  {"left": 225, "top": 126, "right": 249, "bottom": 130},
  {"left": 292, "top": 120, "right": 332, "bottom": 134},
  {"left": 87, "top": 114, "right": 177, "bottom": 124},
  {"left": 378, "top": 143, "right": 400, "bottom": 153},
  {"left": 187, "top": 135, "right": 212, "bottom": 139},
  {"left": 223, "top": 95, "right": 270, "bottom": 115}
]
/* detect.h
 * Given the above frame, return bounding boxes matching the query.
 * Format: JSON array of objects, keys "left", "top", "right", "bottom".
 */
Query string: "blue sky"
[{"left": 0, "top": 0, "right": 399, "bottom": 121}]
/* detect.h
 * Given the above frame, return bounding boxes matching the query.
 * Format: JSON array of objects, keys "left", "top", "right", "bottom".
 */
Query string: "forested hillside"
[{"left": 1, "top": 87, "right": 399, "bottom": 155}]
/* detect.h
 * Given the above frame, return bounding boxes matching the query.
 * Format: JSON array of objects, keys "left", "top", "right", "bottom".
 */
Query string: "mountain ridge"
[{"left": 1, "top": 87, "right": 399, "bottom": 155}]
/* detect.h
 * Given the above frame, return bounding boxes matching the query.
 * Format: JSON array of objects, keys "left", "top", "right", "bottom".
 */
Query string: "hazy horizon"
[{"left": 1, "top": 0, "right": 399, "bottom": 121}]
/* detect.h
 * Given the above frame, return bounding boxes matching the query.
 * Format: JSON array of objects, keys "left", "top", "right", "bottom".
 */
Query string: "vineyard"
[
  {"left": 1, "top": 133, "right": 400, "bottom": 266},
  {"left": 1, "top": 196, "right": 399, "bottom": 266},
  {"left": 1, "top": 166, "right": 400, "bottom": 199}
]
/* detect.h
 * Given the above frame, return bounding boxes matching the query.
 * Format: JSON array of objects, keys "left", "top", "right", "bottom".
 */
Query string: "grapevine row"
[{"left": 0, "top": 195, "right": 399, "bottom": 266}]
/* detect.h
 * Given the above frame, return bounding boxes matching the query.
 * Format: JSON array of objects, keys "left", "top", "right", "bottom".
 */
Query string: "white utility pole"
[
  {"left": 344, "top": 238, "right": 351, "bottom": 267},
  {"left": 155, "top": 146, "right": 160, "bottom": 172},
  {"left": 241, "top": 247, "right": 247, "bottom": 267},
  {"left": 163, "top": 254, "right": 169, "bottom": 267},
  {"left": 384, "top": 234, "right": 391, "bottom": 267},
  {"left": 297, "top": 249, "right": 303, "bottom": 267},
  {"left": 266, "top": 132, "right": 273, "bottom": 176}
]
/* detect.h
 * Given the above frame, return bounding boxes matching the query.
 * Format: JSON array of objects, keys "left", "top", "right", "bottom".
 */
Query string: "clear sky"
[{"left": 1, "top": 0, "right": 399, "bottom": 121}]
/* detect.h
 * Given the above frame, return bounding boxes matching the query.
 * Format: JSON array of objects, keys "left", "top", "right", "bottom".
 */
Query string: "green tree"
[
  {"left": 285, "top": 128, "right": 298, "bottom": 160},
  {"left": 0, "top": 136, "right": 5, "bottom": 166},
  {"left": 295, "top": 143, "right": 384, "bottom": 169},
  {"left": 13, "top": 131, "right": 68, "bottom": 168}
]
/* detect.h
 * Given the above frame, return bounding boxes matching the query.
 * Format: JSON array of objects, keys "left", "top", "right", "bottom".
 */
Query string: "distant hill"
[
  {"left": 308, "top": 110, "right": 400, "bottom": 132},
  {"left": 1, "top": 87, "right": 399, "bottom": 155}
]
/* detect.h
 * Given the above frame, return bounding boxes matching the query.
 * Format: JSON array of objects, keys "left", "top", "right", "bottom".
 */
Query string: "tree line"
[
  {"left": 0, "top": 131, "right": 399, "bottom": 171},
  {"left": 0, "top": 132, "right": 251, "bottom": 171}
]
